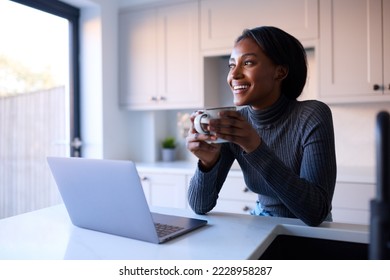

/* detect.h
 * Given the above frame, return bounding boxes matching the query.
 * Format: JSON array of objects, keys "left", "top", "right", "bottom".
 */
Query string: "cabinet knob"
[
  {"left": 149, "top": 96, "right": 157, "bottom": 101},
  {"left": 158, "top": 96, "right": 167, "bottom": 101},
  {"left": 243, "top": 187, "right": 249, "bottom": 193},
  {"left": 242, "top": 206, "right": 252, "bottom": 212},
  {"left": 373, "top": 84, "right": 381, "bottom": 91},
  {"left": 140, "top": 176, "right": 148, "bottom": 181}
]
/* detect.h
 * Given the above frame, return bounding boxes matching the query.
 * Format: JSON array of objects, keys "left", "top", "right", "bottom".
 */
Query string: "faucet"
[{"left": 369, "top": 111, "right": 390, "bottom": 259}]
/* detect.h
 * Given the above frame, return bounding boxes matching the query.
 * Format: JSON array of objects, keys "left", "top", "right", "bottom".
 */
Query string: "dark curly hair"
[{"left": 235, "top": 26, "right": 307, "bottom": 100}]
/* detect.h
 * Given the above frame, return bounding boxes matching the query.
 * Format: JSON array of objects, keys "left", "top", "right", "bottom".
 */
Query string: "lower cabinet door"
[
  {"left": 140, "top": 172, "right": 188, "bottom": 209},
  {"left": 332, "top": 182, "right": 375, "bottom": 225},
  {"left": 214, "top": 174, "right": 258, "bottom": 214},
  {"left": 214, "top": 200, "right": 255, "bottom": 215}
]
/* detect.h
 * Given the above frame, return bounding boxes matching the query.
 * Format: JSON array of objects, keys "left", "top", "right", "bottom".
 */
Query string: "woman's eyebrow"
[
  {"left": 229, "top": 53, "right": 258, "bottom": 63},
  {"left": 230, "top": 53, "right": 257, "bottom": 61},
  {"left": 242, "top": 53, "right": 257, "bottom": 58}
]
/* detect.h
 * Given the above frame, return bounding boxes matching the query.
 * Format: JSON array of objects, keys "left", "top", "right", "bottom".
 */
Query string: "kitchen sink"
[{"left": 259, "top": 234, "right": 368, "bottom": 260}]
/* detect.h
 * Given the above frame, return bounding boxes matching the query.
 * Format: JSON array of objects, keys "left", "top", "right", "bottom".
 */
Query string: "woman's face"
[{"left": 227, "top": 37, "right": 285, "bottom": 110}]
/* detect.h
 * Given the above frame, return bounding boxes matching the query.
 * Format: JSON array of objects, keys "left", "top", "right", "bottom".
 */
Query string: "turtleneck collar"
[{"left": 247, "top": 94, "right": 292, "bottom": 128}]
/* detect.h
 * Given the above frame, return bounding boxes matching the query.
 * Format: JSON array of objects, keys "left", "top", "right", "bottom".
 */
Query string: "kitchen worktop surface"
[
  {"left": 135, "top": 161, "right": 375, "bottom": 183},
  {"left": 0, "top": 204, "right": 369, "bottom": 260}
]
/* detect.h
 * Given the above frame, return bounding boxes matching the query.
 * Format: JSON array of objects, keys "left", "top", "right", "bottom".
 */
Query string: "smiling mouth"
[
  {"left": 233, "top": 84, "right": 249, "bottom": 90},
  {"left": 232, "top": 84, "right": 250, "bottom": 93}
]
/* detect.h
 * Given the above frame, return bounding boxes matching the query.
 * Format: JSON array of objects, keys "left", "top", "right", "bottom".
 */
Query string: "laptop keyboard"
[{"left": 154, "top": 223, "right": 184, "bottom": 238}]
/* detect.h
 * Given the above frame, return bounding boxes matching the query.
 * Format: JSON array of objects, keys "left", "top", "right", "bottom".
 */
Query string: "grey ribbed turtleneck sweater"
[{"left": 187, "top": 95, "right": 337, "bottom": 226}]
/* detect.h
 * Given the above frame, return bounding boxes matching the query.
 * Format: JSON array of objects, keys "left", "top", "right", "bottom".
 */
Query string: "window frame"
[{"left": 10, "top": 0, "right": 81, "bottom": 156}]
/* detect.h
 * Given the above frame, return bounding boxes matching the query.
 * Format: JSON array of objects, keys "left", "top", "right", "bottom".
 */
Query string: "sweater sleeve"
[
  {"left": 187, "top": 145, "right": 235, "bottom": 214},
  {"left": 243, "top": 102, "right": 337, "bottom": 226}
]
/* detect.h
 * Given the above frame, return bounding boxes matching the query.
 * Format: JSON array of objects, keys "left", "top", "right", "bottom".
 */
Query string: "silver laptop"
[{"left": 47, "top": 157, "right": 207, "bottom": 244}]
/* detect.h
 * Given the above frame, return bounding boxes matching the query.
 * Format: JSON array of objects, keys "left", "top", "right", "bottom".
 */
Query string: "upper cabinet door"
[
  {"left": 119, "top": 9, "right": 158, "bottom": 108},
  {"left": 119, "top": 2, "right": 201, "bottom": 110},
  {"left": 157, "top": 2, "right": 201, "bottom": 109},
  {"left": 384, "top": 0, "right": 390, "bottom": 94},
  {"left": 200, "top": 0, "right": 319, "bottom": 51},
  {"left": 319, "top": 0, "right": 390, "bottom": 103}
]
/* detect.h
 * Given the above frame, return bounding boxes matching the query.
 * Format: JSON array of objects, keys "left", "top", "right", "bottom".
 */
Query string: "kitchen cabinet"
[
  {"left": 118, "top": 1, "right": 202, "bottom": 110},
  {"left": 214, "top": 174, "right": 376, "bottom": 224},
  {"left": 212, "top": 171, "right": 259, "bottom": 215},
  {"left": 384, "top": 0, "right": 390, "bottom": 95},
  {"left": 139, "top": 172, "right": 189, "bottom": 209},
  {"left": 319, "top": 0, "right": 390, "bottom": 103},
  {"left": 137, "top": 162, "right": 375, "bottom": 224},
  {"left": 137, "top": 163, "right": 258, "bottom": 214},
  {"left": 200, "top": 0, "right": 319, "bottom": 51},
  {"left": 332, "top": 182, "right": 375, "bottom": 225}
]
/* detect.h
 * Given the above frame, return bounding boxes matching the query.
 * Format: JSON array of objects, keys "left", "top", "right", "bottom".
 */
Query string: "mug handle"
[{"left": 194, "top": 113, "right": 209, "bottom": 134}]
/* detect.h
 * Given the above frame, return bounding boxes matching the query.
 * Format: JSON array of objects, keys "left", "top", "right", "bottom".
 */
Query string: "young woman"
[{"left": 186, "top": 26, "right": 337, "bottom": 226}]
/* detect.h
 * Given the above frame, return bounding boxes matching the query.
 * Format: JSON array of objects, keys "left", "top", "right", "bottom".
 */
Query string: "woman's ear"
[{"left": 275, "top": 65, "right": 288, "bottom": 81}]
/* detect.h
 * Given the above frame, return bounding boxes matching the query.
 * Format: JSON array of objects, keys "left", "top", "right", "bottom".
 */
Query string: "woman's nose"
[{"left": 229, "top": 66, "right": 243, "bottom": 79}]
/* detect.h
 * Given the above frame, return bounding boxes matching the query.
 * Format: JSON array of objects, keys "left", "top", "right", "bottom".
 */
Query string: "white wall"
[
  {"left": 78, "top": 2, "right": 103, "bottom": 158},
  {"left": 63, "top": 0, "right": 141, "bottom": 160}
]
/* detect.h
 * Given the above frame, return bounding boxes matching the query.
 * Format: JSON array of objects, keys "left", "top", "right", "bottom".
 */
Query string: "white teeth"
[{"left": 233, "top": 85, "right": 249, "bottom": 90}]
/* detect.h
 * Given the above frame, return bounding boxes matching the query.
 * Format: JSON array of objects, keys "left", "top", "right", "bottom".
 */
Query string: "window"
[{"left": 0, "top": 0, "right": 80, "bottom": 218}]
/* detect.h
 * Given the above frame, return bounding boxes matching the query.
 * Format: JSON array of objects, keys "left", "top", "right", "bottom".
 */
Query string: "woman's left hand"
[{"left": 208, "top": 110, "right": 262, "bottom": 153}]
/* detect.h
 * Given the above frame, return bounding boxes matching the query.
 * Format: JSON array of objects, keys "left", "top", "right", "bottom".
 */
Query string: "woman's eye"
[
  {"left": 244, "top": 61, "right": 253, "bottom": 66},
  {"left": 228, "top": 63, "right": 235, "bottom": 69}
]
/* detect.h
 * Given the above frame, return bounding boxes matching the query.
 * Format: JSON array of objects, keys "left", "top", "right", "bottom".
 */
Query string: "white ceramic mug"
[{"left": 194, "top": 106, "right": 236, "bottom": 143}]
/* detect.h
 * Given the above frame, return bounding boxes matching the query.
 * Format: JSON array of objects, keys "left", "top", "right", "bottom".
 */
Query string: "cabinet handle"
[
  {"left": 140, "top": 176, "right": 148, "bottom": 181},
  {"left": 373, "top": 84, "right": 381, "bottom": 91},
  {"left": 149, "top": 96, "right": 167, "bottom": 102},
  {"left": 243, "top": 187, "right": 249, "bottom": 193},
  {"left": 242, "top": 206, "right": 252, "bottom": 212}
]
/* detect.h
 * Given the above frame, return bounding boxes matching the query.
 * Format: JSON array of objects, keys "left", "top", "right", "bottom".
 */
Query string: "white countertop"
[
  {"left": 135, "top": 160, "right": 244, "bottom": 177},
  {"left": 135, "top": 161, "right": 197, "bottom": 174},
  {"left": 135, "top": 161, "right": 376, "bottom": 183},
  {"left": 0, "top": 205, "right": 369, "bottom": 260}
]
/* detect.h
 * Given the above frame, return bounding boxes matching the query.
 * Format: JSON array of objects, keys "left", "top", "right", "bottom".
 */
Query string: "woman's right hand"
[{"left": 186, "top": 111, "right": 221, "bottom": 170}]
